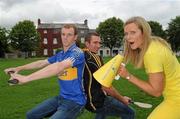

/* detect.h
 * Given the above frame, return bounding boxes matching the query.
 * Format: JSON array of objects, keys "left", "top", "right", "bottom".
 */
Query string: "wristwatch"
[{"left": 126, "top": 73, "right": 131, "bottom": 80}]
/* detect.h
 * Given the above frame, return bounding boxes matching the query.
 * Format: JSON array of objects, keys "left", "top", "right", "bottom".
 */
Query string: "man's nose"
[
  {"left": 97, "top": 44, "right": 101, "bottom": 48},
  {"left": 63, "top": 35, "right": 68, "bottom": 39}
]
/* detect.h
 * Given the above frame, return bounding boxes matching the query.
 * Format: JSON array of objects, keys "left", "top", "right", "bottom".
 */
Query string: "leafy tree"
[
  {"left": 148, "top": 21, "right": 166, "bottom": 39},
  {"left": 0, "top": 27, "right": 9, "bottom": 57},
  {"left": 96, "top": 17, "right": 124, "bottom": 56},
  {"left": 167, "top": 16, "right": 180, "bottom": 52},
  {"left": 9, "top": 20, "right": 40, "bottom": 58}
]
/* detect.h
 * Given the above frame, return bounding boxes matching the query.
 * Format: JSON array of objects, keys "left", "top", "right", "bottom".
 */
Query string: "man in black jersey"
[{"left": 83, "top": 32, "right": 135, "bottom": 119}]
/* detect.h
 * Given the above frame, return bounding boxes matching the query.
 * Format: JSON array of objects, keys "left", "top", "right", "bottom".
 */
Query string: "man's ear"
[
  {"left": 74, "top": 35, "right": 78, "bottom": 41},
  {"left": 85, "top": 41, "right": 89, "bottom": 47}
]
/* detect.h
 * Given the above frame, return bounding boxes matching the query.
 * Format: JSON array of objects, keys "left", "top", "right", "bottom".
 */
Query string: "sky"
[{"left": 0, "top": 0, "right": 180, "bottom": 29}]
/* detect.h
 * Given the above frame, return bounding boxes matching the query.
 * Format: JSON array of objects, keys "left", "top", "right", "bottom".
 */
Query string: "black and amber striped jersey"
[{"left": 83, "top": 50, "right": 106, "bottom": 112}]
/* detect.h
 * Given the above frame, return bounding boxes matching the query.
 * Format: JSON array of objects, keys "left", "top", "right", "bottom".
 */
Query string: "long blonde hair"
[{"left": 123, "top": 16, "right": 171, "bottom": 68}]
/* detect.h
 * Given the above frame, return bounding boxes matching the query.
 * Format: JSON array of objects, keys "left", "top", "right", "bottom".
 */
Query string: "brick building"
[{"left": 37, "top": 19, "right": 89, "bottom": 56}]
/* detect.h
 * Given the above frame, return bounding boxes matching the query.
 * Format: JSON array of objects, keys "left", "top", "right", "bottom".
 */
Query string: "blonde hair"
[{"left": 123, "top": 16, "right": 171, "bottom": 68}]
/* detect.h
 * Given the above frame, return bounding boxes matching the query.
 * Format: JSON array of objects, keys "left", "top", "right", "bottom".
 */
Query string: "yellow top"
[{"left": 144, "top": 40, "right": 180, "bottom": 101}]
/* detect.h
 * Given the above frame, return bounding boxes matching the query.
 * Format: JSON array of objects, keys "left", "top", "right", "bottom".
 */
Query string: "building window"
[
  {"left": 43, "top": 30, "right": 47, "bottom": 34},
  {"left": 31, "top": 51, "right": 36, "bottom": 56},
  {"left": 53, "top": 49, "right": 57, "bottom": 55},
  {"left": 106, "top": 50, "right": 109, "bottom": 55},
  {"left": 44, "top": 49, "right": 48, "bottom": 55},
  {"left": 81, "top": 37, "right": 85, "bottom": 43},
  {"left": 53, "top": 29, "right": 60, "bottom": 34},
  {"left": 43, "top": 38, "right": 48, "bottom": 44},
  {"left": 113, "top": 50, "right": 118, "bottom": 55},
  {"left": 53, "top": 38, "right": 58, "bottom": 44},
  {"left": 100, "top": 50, "right": 103, "bottom": 57},
  {"left": 80, "top": 30, "right": 84, "bottom": 34}
]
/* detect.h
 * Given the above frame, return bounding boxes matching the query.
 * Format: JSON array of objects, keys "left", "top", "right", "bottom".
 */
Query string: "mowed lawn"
[{"left": 0, "top": 57, "right": 179, "bottom": 119}]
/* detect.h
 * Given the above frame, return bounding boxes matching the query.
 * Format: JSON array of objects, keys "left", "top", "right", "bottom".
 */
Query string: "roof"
[{"left": 37, "top": 23, "right": 89, "bottom": 29}]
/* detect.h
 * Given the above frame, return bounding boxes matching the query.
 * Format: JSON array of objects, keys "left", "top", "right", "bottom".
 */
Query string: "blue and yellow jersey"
[{"left": 48, "top": 44, "right": 86, "bottom": 105}]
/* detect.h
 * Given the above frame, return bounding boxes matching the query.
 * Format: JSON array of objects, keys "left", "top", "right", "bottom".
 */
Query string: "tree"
[
  {"left": 167, "top": 16, "right": 180, "bottom": 52},
  {"left": 96, "top": 17, "right": 124, "bottom": 56},
  {"left": 9, "top": 20, "right": 40, "bottom": 58},
  {"left": 0, "top": 27, "right": 9, "bottom": 57},
  {"left": 148, "top": 21, "right": 166, "bottom": 39}
]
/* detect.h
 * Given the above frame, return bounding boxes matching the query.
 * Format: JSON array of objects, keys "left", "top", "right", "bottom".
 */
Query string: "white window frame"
[
  {"left": 53, "top": 38, "right": 58, "bottom": 44},
  {"left": 43, "top": 30, "right": 47, "bottom": 34},
  {"left": 81, "top": 37, "right": 85, "bottom": 43},
  {"left": 53, "top": 49, "right": 57, "bottom": 55},
  {"left": 43, "top": 38, "right": 48, "bottom": 44},
  {"left": 31, "top": 51, "right": 36, "bottom": 56},
  {"left": 44, "top": 49, "right": 48, "bottom": 55},
  {"left": 80, "top": 30, "right": 84, "bottom": 34}
]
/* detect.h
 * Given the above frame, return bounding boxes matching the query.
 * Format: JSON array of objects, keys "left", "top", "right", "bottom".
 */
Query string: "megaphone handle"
[
  {"left": 115, "top": 63, "right": 126, "bottom": 80},
  {"left": 115, "top": 75, "right": 120, "bottom": 80}
]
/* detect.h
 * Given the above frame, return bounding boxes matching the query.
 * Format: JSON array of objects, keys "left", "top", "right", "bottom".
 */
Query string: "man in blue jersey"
[{"left": 5, "top": 24, "right": 86, "bottom": 119}]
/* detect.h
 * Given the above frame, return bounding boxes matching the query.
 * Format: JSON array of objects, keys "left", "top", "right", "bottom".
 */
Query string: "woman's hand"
[{"left": 118, "top": 63, "right": 131, "bottom": 80}]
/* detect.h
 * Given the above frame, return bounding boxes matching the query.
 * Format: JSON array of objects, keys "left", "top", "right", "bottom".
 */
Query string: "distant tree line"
[
  {"left": 0, "top": 16, "right": 180, "bottom": 58},
  {"left": 0, "top": 20, "right": 40, "bottom": 58},
  {"left": 96, "top": 16, "right": 180, "bottom": 56}
]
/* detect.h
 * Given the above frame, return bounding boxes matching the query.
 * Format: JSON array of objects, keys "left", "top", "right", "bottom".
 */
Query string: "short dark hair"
[
  {"left": 62, "top": 24, "right": 78, "bottom": 35},
  {"left": 85, "top": 32, "right": 100, "bottom": 43}
]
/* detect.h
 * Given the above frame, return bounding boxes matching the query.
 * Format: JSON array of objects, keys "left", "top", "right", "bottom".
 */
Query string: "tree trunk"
[
  {"left": 25, "top": 52, "right": 28, "bottom": 59},
  {"left": 110, "top": 48, "right": 113, "bottom": 57}
]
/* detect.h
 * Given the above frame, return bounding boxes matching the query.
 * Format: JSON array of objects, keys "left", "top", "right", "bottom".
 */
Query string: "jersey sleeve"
[
  {"left": 47, "top": 55, "right": 57, "bottom": 64},
  {"left": 144, "top": 52, "right": 164, "bottom": 73},
  {"left": 68, "top": 49, "right": 85, "bottom": 67}
]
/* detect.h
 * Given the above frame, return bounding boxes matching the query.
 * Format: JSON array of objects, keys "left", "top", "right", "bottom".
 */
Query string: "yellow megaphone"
[{"left": 93, "top": 54, "right": 123, "bottom": 88}]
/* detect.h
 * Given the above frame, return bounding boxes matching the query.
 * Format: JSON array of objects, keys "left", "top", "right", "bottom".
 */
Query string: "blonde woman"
[{"left": 118, "top": 16, "right": 180, "bottom": 119}]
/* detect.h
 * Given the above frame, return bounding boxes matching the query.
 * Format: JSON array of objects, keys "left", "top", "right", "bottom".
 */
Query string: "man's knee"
[
  {"left": 26, "top": 110, "right": 33, "bottom": 119},
  {"left": 26, "top": 110, "right": 38, "bottom": 119}
]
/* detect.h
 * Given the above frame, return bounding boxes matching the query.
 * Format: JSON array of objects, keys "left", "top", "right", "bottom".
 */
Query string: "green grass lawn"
[{"left": 0, "top": 57, "right": 179, "bottom": 119}]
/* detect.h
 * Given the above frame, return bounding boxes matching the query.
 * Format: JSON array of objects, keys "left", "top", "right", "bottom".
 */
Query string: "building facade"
[
  {"left": 98, "top": 46, "right": 123, "bottom": 57},
  {"left": 37, "top": 19, "right": 89, "bottom": 56},
  {"left": 36, "top": 19, "right": 122, "bottom": 57}
]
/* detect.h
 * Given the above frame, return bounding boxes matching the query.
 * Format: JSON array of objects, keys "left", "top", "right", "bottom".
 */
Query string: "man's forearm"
[
  {"left": 26, "top": 62, "right": 65, "bottom": 81},
  {"left": 110, "top": 87, "right": 124, "bottom": 101},
  {"left": 26, "top": 60, "right": 72, "bottom": 82},
  {"left": 16, "top": 60, "right": 49, "bottom": 71}
]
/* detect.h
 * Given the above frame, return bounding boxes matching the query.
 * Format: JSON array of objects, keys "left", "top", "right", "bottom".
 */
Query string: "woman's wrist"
[{"left": 126, "top": 73, "right": 132, "bottom": 80}]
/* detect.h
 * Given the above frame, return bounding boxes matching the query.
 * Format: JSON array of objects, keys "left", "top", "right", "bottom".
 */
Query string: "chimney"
[
  {"left": 38, "top": 19, "right": 41, "bottom": 25},
  {"left": 84, "top": 19, "right": 88, "bottom": 26}
]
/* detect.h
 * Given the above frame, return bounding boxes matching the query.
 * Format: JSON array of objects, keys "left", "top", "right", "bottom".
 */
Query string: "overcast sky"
[{"left": 0, "top": 0, "right": 180, "bottom": 29}]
